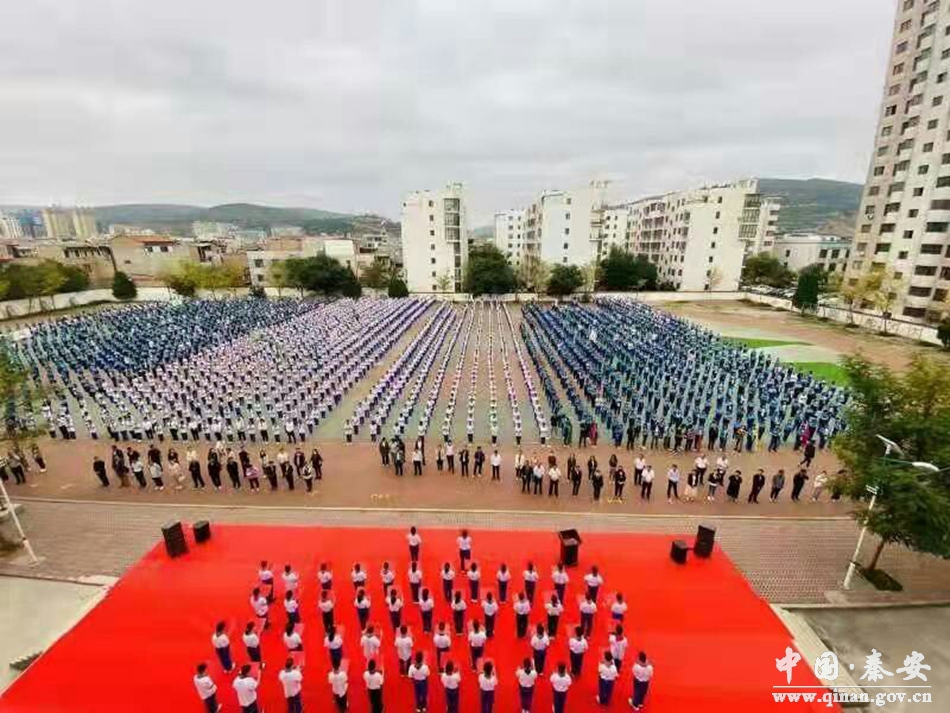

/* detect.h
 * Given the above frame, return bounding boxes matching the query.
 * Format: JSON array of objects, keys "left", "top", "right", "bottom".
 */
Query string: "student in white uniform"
[
  {"left": 360, "top": 625, "right": 381, "bottom": 660},
  {"left": 495, "top": 564, "right": 510, "bottom": 603},
  {"left": 282, "top": 564, "right": 299, "bottom": 593},
  {"left": 409, "top": 651, "right": 431, "bottom": 713},
  {"left": 629, "top": 652, "right": 655, "bottom": 711},
  {"left": 441, "top": 563, "right": 456, "bottom": 602},
  {"left": 387, "top": 588, "right": 404, "bottom": 631},
  {"left": 433, "top": 621, "right": 452, "bottom": 672},
  {"left": 418, "top": 587, "right": 435, "bottom": 633},
  {"left": 515, "top": 658, "right": 537, "bottom": 713},
  {"left": 597, "top": 651, "right": 619, "bottom": 705},
  {"left": 193, "top": 662, "right": 221, "bottom": 713},
  {"left": 551, "top": 563, "right": 569, "bottom": 603},
  {"left": 283, "top": 620, "right": 303, "bottom": 652},
  {"left": 568, "top": 626, "right": 589, "bottom": 677},
  {"left": 530, "top": 623, "right": 549, "bottom": 674},
  {"left": 523, "top": 562, "right": 538, "bottom": 603},
  {"left": 285, "top": 590, "right": 300, "bottom": 626},
  {"left": 243, "top": 622, "right": 263, "bottom": 666},
  {"left": 451, "top": 591, "right": 467, "bottom": 635},
  {"left": 609, "top": 625, "right": 629, "bottom": 672},
  {"left": 481, "top": 592, "right": 498, "bottom": 639},
  {"left": 584, "top": 565, "right": 603, "bottom": 601},
  {"left": 394, "top": 625, "right": 414, "bottom": 676},
  {"left": 233, "top": 664, "right": 261, "bottom": 713},
  {"left": 467, "top": 563, "right": 481, "bottom": 602},
  {"left": 319, "top": 590, "right": 335, "bottom": 632},
  {"left": 251, "top": 588, "right": 270, "bottom": 630},
  {"left": 611, "top": 592, "right": 628, "bottom": 623},
  {"left": 328, "top": 661, "right": 348, "bottom": 712},
  {"left": 478, "top": 662, "right": 498, "bottom": 713},
  {"left": 355, "top": 589, "right": 371, "bottom": 630},
  {"left": 579, "top": 592, "right": 597, "bottom": 637},
  {"left": 278, "top": 656, "right": 304, "bottom": 713},
  {"left": 318, "top": 562, "right": 333, "bottom": 592},
  {"left": 549, "top": 662, "right": 572, "bottom": 713},
  {"left": 351, "top": 563, "right": 367, "bottom": 590},
  {"left": 363, "top": 660, "right": 384, "bottom": 713},
  {"left": 324, "top": 625, "right": 344, "bottom": 668},
  {"left": 440, "top": 660, "right": 461, "bottom": 713},
  {"left": 407, "top": 526, "right": 422, "bottom": 562},
  {"left": 380, "top": 562, "right": 396, "bottom": 596},
  {"left": 212, "top": 621, "right": 233, "bottom": 672},
  {"left": 456, "top": 529, "right": 472, "bottom": 570},
  {"left": 467, "top": 619, "right": 487, "bottom": 672},
  {"left": 513, "top": 592, "right": 531, "bottom": 639},
  {"left": 259, "top": 560, "right": 275, "bottom": 602},
  {"left": 545, "top": 594, "right": 564, "bottom": 639}
]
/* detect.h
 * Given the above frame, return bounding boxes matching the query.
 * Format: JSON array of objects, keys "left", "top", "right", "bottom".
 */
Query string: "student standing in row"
[
  {"left": 418, "top": 588, "right": 434, "bottom": 633},
  {"left": 478, "top": 662, "right": 497, "bottom": 713},
  {"left": 530, "top": 624, "right": 549, "bottom": 674},
  {"left": 193, "top": 662, "right": 222, "bottom": 713},
  {"left": 409, "top": 651, "right": 431, "bottom": 713},
  {"left": 629, "top": 652, "right": 655, "bottom": 711},
  {"left": 514, "top": 592, "right": 531, "bottom": 638},
  {"left": 441, "top": 563, "right": 456, "bottom": 602},
  {"left": 279, "top": 657, "right": 304, "bottom": 713},
  {"left": 441, "top": 661, "right": 461, "bottom": 713},
  {"left": 328, "top": 662, "right": 348, "bottom": 712},
  {"left": 496, "top": 564, "right": 510, "bottom": 603},
  {"left": 597, "top": 652, "right": 618, "bottom": 705},
  {"left": 212, "top": 622, "right": 233, "bottom": 673},
  {"left": 568, "top": 627, "right": 588, "bottom": 676},
  {"left": 516, "top": 659, "right": 537, "bottom": 713},
  {"left": 550, "top": 662, "right": 572, "bottom": 713},
  {"left": 395, "top": 626, "right": 413, "bottom": 676},
  {"left": 364, "top": 660, "right": 384, "bottom": 713},
  {"left": 243, "top": 622, "right": 263, "bottom": 667},
  {"left": 324, "top": 625, "right": 344, "bottom": 668},
  {"left": 407, "top": 526, "right": 422, "bottom": 562},
  {"left": 481, "top": 592, "right": 498, "bottom": 638},
  {"left": 433, "top": 622, "right": 452, "bottom": 672},
  {"left": 233, "top": 664, "right": 261, "bottom": 713}
]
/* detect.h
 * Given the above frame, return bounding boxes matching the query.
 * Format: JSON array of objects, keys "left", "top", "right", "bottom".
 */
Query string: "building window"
[
  {"left": 564, "top": 228, "right": 570, "bottom": 235},
  {"left": 429, "top": 230, "right": 435, "bottom": 236},
  {"left": 880, "top": 223, "right": 896, "bottom": 233},
  {"left": 899, "top": 250, "right": 909, "bottom": 259},
  {"left": 562, "top": 242, "right": 569, "bottom": 249},
  {"left": 925, "top": 222, "right": 948, "bottom": 232},
  {"left": 253, "top": 259, "right": 263, "bottom": 268},
  {"left": 918, "top": 164, "right": 930, "bottom": 174},
  {"left": 913, "top": 187, "right": 924, "bottom": 196},
  {"left": 431, "top": 271, "right": 436, "bottom": 278},
  {"left": 715, "top": 211, "right": 720, "bottom": 219},
  {"left": 873, "top": 166, "right": 886, "bottom": 175},
  {"left": 564, "top": 212, "right": 570, "bottom": 219},
  {"left": 935, "top": 96, "right": 945, "bottom": 107},
  {"left": 928, "top": 118, "right": 939, "bottom": 129},
  {"left": 429, "top": 214, "right": 434, "bottom": 221},
  {"left": 909, "top": 209, "right": 919, "bottom": 217},
  {"left": 908, "top": 286, "right": 932, "bottom": 297},
  {"left": 875, "top": 243, "right": 892, "bottom": 253},
  {"left": 819, "top": 249, "right": 828, "bottom": 258},
  {"left": 904, "top": 229, "right": 914, "bottom": 239},
  {"left": 921, "top": 243, "right": 943, "bottom": 253},
  {"left": 924, "top": 142, "right": 935, "bottom": 152},
  {"left": 712, "top": 227, "right": 718, "bottom": 235},
  {"left": 937, "top": 176, "right": 950, "bottom": 187},
  {"left": 430, "top": 257, "right": 436, "bottom": 264},
  {"left": 430, "top": 243, "right": 436, "bottom": 250}
]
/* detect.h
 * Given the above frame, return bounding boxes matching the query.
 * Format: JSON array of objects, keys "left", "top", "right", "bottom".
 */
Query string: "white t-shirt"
[
  {"left": 409, "top": 663, "right": 430, "bottom": 681},
  {"left": 328, "top": 669, "right": 348, "bottom": 696},
  {"left": 609, "top": 635, "right": 628, "bottom": 660},
  {"left": 633, "top": 662, "right": 654, "bottom": 682},
  {"left": 599, "top": 662, "right": 618, "bottom": 681},
  {"left": 441, "top": 568, "right": 456, "bottom": 582},
  {"left": 318, "top": 570, "right": 333, "bottom": 586},
  {"left": 496, "top": 569, "right": 510, "bottom": 583},
  {"left": 584, "top": 573, "right": 603, "bottom": 589},
  {"left": 364, "top": 670, "right": 384, "bottom": 690},
  {"left": 580, "top": 599, "right": 597, "bottom": 615},
  {"left": 478, "top": 674, "right": 497, "bottom": 691},
  {"left": 482, "top": 599, "right": 499, "bottom": 616},
  {"left": 283, "top": 631, "right": 302, "bottom": 650},
  {"left": 409, "top": 568, "right": 423, "bottom": 584},
  {"left": 467, "top": 569, "right": 481, "bottom": 582},
  {"left": 457, "top": 536, "right": 472, "bottom": 552},
  {"left": 433, "top": 631, "right": 451, "bottom": 650},
  {"left": 550, "top": 672, "right": 572, "bottom": 692},
  {"left": 407, "top": 532, "right": 422, "bottom": 547},
  {"left": 194, "top": 674, "right": 217, "bottom": 700},
  {"left": 282, "top": 571, "right": 299, "bottom": 591},
  {"left": 514, "top": 599, "right": 531, "bottom": 616},
  {"left": 233, "top": 676, "right": 258, "bottom": 706},
  {"left": 468, "top": 630, "right": 487, "bottom": 648},
  {"left": 531, "top": 633, "right": 549, "bottom": 651},
  {"left": 569, "top": 636, "right": 589, "bottom": 654},
  {"left": 212, "top": 632, "right": 229, "bottom": 650},
  {"left": 319, "top": 598, "right": 334, "bottom": 613},
  {"left": 361, "top": 633, "right": 381, "bottom": 658},
  {"left": 395, "top": 634, "right": 413, "bottom": 660},
  {"left": 387, "top": 597, "right": 404, "bottom": 613},
  {"left": 243, "top": 632, "right": 260, "bottom": 648},
  {"left": 516, "top": 667, "right": 538, "bottom": 687},
  {"left": 324, "top": 634, "right": 343, "bottom": 650},
  {"left": 279, "top": 668, "right": 303, "bottom": 697},
  {"left": 419, "top": 597, "right": 434, "bottom": 612},
  {"left": 611, "top": 600, "right": 628, "bottom": 617},
  {"left": 524, "top": 569, "right": 538, "bottom": 583},
  {"left": 441, "top": 671, "right": 461, "bottom": 690},
  {"left": 545, "top": 601, "right": 564, "bottom": 617},
  {"left": 552, "top": 569, "right": 569, "bottom": 585}
]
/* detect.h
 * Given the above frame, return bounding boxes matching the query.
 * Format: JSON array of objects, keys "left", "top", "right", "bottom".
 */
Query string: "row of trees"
[
  {"left": 0, "top": 260, "right": 90, "bottom": 307},
  {"left": 463, "top": 245, "right": 661, "bottom": 297},
  {"left": 160, "top": 262, "right": 247, "bottom": 298}
]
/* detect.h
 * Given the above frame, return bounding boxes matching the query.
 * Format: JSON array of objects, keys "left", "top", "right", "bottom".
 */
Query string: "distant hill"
[
  {"left": 758, "top": 178, "right": 863, "bottom": 237},
  {"left": 92, "top": 202, "right": 351, "bottom": 234}
]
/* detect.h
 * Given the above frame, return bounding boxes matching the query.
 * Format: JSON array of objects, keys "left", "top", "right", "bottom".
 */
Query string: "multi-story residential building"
[
  {"left": 110, "top": 234, "right": 224, "bottom": 284},
  {"left": 0, "top": 212, "right": 23, "bottom": 240},
  {"left": 626, "top": 179, "right": 766, "bottom": 291},
  {"left": 846, "top": 0, "right": 950, "bottom": 320},
  {"left": 601, "top": 205, "right": 632, "bottom": 255},
  {"left": 523, "top": 182, "right": 609, "bottom": 269},
  {"left": 400, "top": 183, "right": 468, "bottom": 293},
  {"left": 747, "top": 196, "right": 781, "bottom": 256},
  {"left": 493, "top": 209, "right": 527, "bottom": 268},
  {"left": 41, "top": 207, "right": 96, "bottom": 240},
  {"left": 192, "top": 221, "right": 238, "bottom": 239},
  {"left": 773, "top": 233, "right": 853, "bottom": 273},
  {"left": 34, "top": 241, "right": 116, "bottom": 286}
]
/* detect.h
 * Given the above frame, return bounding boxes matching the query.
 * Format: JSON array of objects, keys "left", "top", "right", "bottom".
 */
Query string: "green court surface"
[
  {"left": 726, "top": 337, "right": 808, "bottom": 349},
  {"left": 790, "top": 361, "right": 850, "bottom": 386}
]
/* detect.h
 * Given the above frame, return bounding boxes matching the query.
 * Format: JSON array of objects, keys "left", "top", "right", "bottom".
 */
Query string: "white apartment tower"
[
  {"left": 494, "top": 209, "right": 527, "bottom": 268},
  {"left": 847, "top": 0, "right": 950, "bottom": 320},
  {"left": 523, "top": 181, "right": 609, "bottom": 268},
  {"left": 401, "top": 182, "right": 468, "bottom": 293},
  {"left": 626, "top": 179, "right": 766, "bottom": 291}
]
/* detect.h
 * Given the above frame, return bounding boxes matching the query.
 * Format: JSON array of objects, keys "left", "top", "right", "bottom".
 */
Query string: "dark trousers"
[
  {"left": 521, "top": 476, "right": 530, "bottom": 493},
  {"left": 286, "top": 693, "right": 303, "bottom": 713},
  {"left": 203, "top": 694, "right": 219, "bottom": 713},
  {"left": 553, "top": 689, "right": 567, "bottom": 713},
  {"left": 334, "top": 693, "right": 348, "bottom": 712},
  {"left": 498, "top": 581, "right": 508, "bottom": 602},
  {"left": 446, "top": 687, "right": 459, "bottom": 713},
  {"left": 518, "top": 686, "right": 533, "bottom": 712},
  {"left": 422, "top": 609, "right": 433, "bottom": 633},
  {"left": 532, "top": 648, "right": 546, "bottom": 673},
  {"left": 549, "top": 480, "right": 559, "bottom": 496},
  {"left": 666, "top": 481, "right": 678, "bottom": 499},
  {"left": 598, "top": 678, "right": 614, "bottom": 704},
  {"left": 532, "top": 478, "right": 542, "bottom": 494},
  {"left": 614, "top": 482, "right": 625, "bottom": 498},
  {"left": 368, "top": 687, "right": 383, "bottom": 713},
  {"left": 215, "top": 646, "right": 233, "bottom": 672},
  {"left": 453, "top": 610, "right": 464, "bottom": 634},
  {"left": 580, "top": 612, "right": 593, "bottom": 637},
  {"left": 632, "top": 679, "right": 650, "bottom": 708},
  {"left": 447, "top": 455, "right": 454, "bottom": 472},
  {"left": 413, "top": 461, "right": 422, "bottom": 475},
  {"left": 641, "top": 481, "right": 652, "bottom": 499},
  {"left": 516, "top": 613, "right": 528, "bottom": 638},
  {"left": 570, "top": 651, "right": 584, "bottom": 677},
  {"left": 572, "top": 480, "right": 581, "bottom": 496},
  {"left": 491, "top": 465, "right": 500, "bottom": 479},
  {"left": 770, "top": 486, "right": 782, "bottom": 500}
]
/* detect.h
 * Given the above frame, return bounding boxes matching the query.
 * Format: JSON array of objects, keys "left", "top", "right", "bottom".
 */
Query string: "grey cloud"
[{"left": 0, "top": 0, "right": 894, "bottom": 221}]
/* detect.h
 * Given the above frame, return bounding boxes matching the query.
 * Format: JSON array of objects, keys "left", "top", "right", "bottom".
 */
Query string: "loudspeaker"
[
  {"left": 670, "top": 539, "right": 688, "bottom": 565},
  {"left": 695, "top": 524, "right": 716, "bottom": 558},
  {"left": 162, "top": 521, "right": 188, "bottom": 558},
  {"left": 194, "top": 520, "right": 211, "bottom": 544}
]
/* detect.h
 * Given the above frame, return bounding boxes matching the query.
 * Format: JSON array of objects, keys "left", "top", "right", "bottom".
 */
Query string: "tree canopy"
[
  {"left": 596, "top": 247, "right": 658, "bottom": 291},
  {"left": 359, "top": 257, "right": 395, "bottom": 289},
  {"left": 463, "top": 244, "right": 517, "bottom": 296},
  {"left": 160, "top": 262, "right": 245, "bottom": 297},
  {"left": 792, "top": 264, "right": 824, "bottom": 313},
  {"left": 741, "top": 252, "right": 795, "bottom": 288},
  {"left": 387, "top": 276, "right": 409, "bottom": 298},
  {"left": 0, "top": 260, "right": 89, "bottom": 302},
  {"left": 276, "top": 255, "right": 362, "bottom": 297},
  {"left": 111, "top": 271, "right": 137, "bottom": 300},
  {"left": 834, "top": 355, "right": 950, "bottom": 572},
  {"left": 546, "top": 264, "right": 585, "bottom": 297}
]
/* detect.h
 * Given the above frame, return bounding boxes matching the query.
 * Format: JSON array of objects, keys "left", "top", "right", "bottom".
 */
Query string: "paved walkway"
[{"left": 4, "top": 499, "right": 950, "bottom": 604}]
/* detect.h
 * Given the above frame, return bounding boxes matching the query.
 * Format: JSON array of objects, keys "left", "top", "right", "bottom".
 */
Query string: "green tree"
[
  {"left": 0, "top": 346, "right": 45, "bottom": 452},
  {"left": 834, "top": 355, "right": 950, "bottom": 573},
  {"left": 519, "top": 259, "right": 550, "bottom": 293},
  {"left": 159, "top": 264, "right": 199, "bottom": 297},
  {"left": 546, "top": 264, "right": 585, "bottom": 297},
  {"left": 938, "top": 320, "right": 950, "bottom": 349},
  {"left": 463, "top": 244, "right": 517, "bottom": 296},
  {"left": 359, "top": 257, "right": 393, "bottom": 289},
  {"left": 111, "top": 271, "right": 137, "bottom": 299},
  {"left": 388, "top": 276, "right": 409, "bottom": 298},
  {"left": 596, "top": 247, "right": 657, "bottom": 291},
  {"left": 792, "top": 264, "right": 824, "bottom": 313},
  {"left": 741, "top": 252, "right": 795, "bottom": 288},
  {"left": 340, "top": 267, "right": 362, "bottom": 298},
  {"left": 863, "top": 268, "right": 905, "bottom": 335}
]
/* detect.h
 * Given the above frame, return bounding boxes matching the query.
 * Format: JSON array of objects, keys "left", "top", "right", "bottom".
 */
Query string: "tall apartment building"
[
  {"left": 401, "top": 183, "right": 468, "bottom": 293},
  {"left": 626, "top": 179, "right": 766, "bottom": 291},
  {"left": 493, "top": 209, "right": 527, "bottom": 269},
  {"left": 773, "top": 234, "right": 853, "bottom": 273},
  {"left": 847, "top": 0, "right": 950, "bottom": 320},
  {"left": 41, "top": 207, "right": 97, "bottom": 240},
  {"left": 0, "top": 211, "right": 23, "bottom": 240}
]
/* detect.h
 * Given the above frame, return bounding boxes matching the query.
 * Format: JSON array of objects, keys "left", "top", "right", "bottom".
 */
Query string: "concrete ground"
[
  {"left": 0, "top": 577, "right": 107, "bottom": 692},
  {"left": 799, "top": 606, "right": 950, "bottom": 711}
]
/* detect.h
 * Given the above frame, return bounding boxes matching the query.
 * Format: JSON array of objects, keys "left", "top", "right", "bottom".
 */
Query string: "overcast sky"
[{"left": 0, "top": 0, "right": 896, "bottom": 224}]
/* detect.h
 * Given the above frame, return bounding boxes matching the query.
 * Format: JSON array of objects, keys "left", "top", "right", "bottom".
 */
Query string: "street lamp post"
[
  {"left": 0, "top": 476, "right": 39, "bottom": 565},
  {"left": 843, "top": 484, "right": 878, "bottom": 590}
]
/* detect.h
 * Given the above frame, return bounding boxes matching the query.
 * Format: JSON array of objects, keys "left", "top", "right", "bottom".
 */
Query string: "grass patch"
[
  {"left": 791, "top": 361, "right": 850, "bottom": 386},
  {"left": 726, "top": 337, "right": 808, "bottom": 349}
]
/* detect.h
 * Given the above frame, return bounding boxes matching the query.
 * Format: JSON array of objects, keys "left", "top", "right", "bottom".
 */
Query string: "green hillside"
[
  {"left": 758, "top": 178, "right": 863, "bottom": 237},
  {"left": 93, "top": 203, "right": 350, "bottom": 234}
]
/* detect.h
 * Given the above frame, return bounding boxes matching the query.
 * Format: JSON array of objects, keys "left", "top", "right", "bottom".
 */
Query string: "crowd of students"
[{"left": 195, "top": 528, "right": 656, "bottom": 713}]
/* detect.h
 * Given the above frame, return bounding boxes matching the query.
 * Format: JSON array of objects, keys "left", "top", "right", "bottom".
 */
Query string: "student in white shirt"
[
  {"left": 496, "top": 563, "right": 510, "bottom": 603},
  {"left": 193, "top": 662, "right": 221, "bottom": 713},
  {"left": 451, "top": 590, "right": 467, "bottom": 635},
  {"left": 282, "top": 564, "right": 299, "bottom": 593},
  {"left": 468, "top": 620, "right": 487, "bottom": 672},
  {"left": 278, "top": 657, "right": 304, "bottom": 713},
  {"left": 440, "top": 661, "right": 461, "bottom": 713},
  {"left": 387, "top": 588, "right": 404, "bottom": 631},
  {"left": 318, "top": 562, "right": 333, "bottom": 591},
  {"left": 490, "top": 450, "right": 502, "bottom": 480},
  {"left": 481, "top": 592, "right": 498, "bottom": 638},
  {"left": 355, "top": 589, "right": 371, "bottom": 630},
  {"left": 457, "top": 529, "right": 472, "bottom": 570},
  {"left": 478, "top": 662, "right": 498, "bottom": 713},
  {"left": 630, "top": 651, "right": 655, "bottom": 711},
  {"left": 363, "top": 660, "right": 384, "bottom": 713},
  {"left": 232, "top": 664, "right": 261, "bottom": 713},
  {"left": 360, "top": 624, "right": 381, "bottom": 660},
  {"left": 258, "top": 560, "right": 275, "bottom": 602},
  {"left": 523, "top": 562, "right": 538, "bottom": 603},
  {"left": 530, "top": 623, "right": 550, "bottom": 674},
  {"left": 467, "top": 562, "right": 481, "bottom": 602},
  {"left": 641, "top": 466, "right": 655, "bottom": 500},
  {"left": 551, "top": 563, "right": 569, "bottom": 602},
  {"left": 513, "top": 592, "right": 531, "bottom": 639},
  {"left": 408, "top": 561, "right": 423, "bottom": 603},
  {"left": 211, "top": 621, "right": 233, "bottom": 673},
  {"left": 328, "top": 661, "right": 348, "bottom": 712},
  {"left": 597, "top": 651, "right": 619, "bottom": 705},
  {"left": 418, "top": 587, "right": 435, "bottom": 633},
  {"left": 545, "top": 594, "right": 564, "bottom": 639},
  {"left": 409, "top": 651, "right": 431, "bottom": 712},
  {"left": 568, "top": 626, "right": 589, "bottom": 677},
  {"left": 611, "top": 592, "right": 628, "bottom": 622},
  {"left": 433, "top": 621, "right": 452, "bottom": 672},
  {"left": 394, "top": 625, "right": 413, "bottom": 676},
  {"left": 324, "top": 624, "right": 344, "bottom": 668},
  {"left": 609, "top": 625, "right": 629, "bottom": 671},
  {"left": 242, "top": 622, "right": 263, "bottom": 666},
  {"left": 284, "top": 590, "right": 300, "bottom": 626},
  {"left": 441, "top": 562, "right": 456, "bottom": 602},
  {"left": 351, "top": 563, "right": 367, "bottom": 590},
  {"left": 319, "top": 590, "right": 335, "bottom": 631},
  {"left": 584, "top": 565, "right": 604, "bottom": 601},
  {"left": 515, "top": 658, "right": 537, "bottom": 713},
  {"left": 283, "top": 620, "right": 303, "bottom": 652},
  {"left": 549, "top": 662, "right": 572, "bottom": 713}
]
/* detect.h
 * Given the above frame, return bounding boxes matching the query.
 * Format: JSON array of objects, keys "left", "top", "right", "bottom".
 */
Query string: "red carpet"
[{"left": 1, "top": 525, "right": 836, "bottom": 713}]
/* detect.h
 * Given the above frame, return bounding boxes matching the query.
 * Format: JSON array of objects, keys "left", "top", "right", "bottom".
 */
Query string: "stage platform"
[{"left": 0, "top": 524, "right": 836, "bottom": 712}]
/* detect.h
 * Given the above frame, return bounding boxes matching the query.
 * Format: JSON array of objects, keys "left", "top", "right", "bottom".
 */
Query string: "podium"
[{"left": 557, "top": 529, "right": 582, "bottom": 567}]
